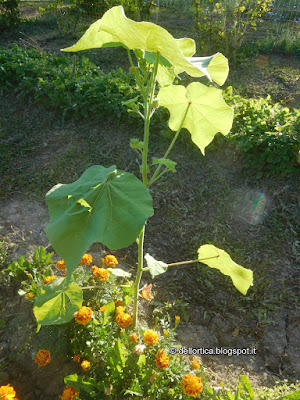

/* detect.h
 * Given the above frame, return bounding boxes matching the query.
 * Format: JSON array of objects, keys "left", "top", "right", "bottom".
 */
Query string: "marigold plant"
[
  {"left": 0, "top": 384, "right": 17, "bottom": 400},
  {"left": 143, "top": 329, "right": 159, "bottom": 346},
  {"left": 181, "top": 374, "right": 203, "bottom": 398},
  {"left": 61, "top": 385, "right": 78, "bottom": 400},
  {"left": 81, "top": 360, "right": 91, "bottom": 370},
  {"left": 75, "top": 306, "right": 93, "bottom": 324},
  {"left": 91, "top": 266, "right": 109, "bottom": 282},
  {"left": 43, "top": 276, "right": 56, "bottom": 285},
  {"left": 155, "top": 349, "right": 169, "bottom": 369},
  {"left": 116, "top": 312, "right": 132, "bottom": 328},
  {"left": 56, "top": 260, "right": 66, "bottom": 271},
  {"left": 34, "top": 349, "right": 51, "bottom": 366},
  {"left": 191, "top": 359, "right": 200, "bottom": 370},
  {"left": 80, "top": 253, "right": 93, "bottom": 265},
  {"left": 102, "top": 254, "right": 118, "bottom": 267}
]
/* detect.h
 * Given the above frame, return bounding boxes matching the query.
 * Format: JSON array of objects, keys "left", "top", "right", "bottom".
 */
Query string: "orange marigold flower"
[
  {"left": 0, "top": 384, "right": 16, "bottom": 400},
  {"left": 56, "top": 260, "right": 66, "bottom": 271},
  {"left": 61, "top": 385, "right": 78, "bottom": 400},
  {"left": 99, "top": 306, "right": 107, "bottom": 313},
  {"left": 43, "top": 276, "right": 57, "bottom": 285},
  {"left": 91, "top": 266, "right": 109, "bottom": 282},
  {"left": 35, "top": 349, "right": 51, "bottom": 366},
  {"left": 102, "top": 254, "right": 118, "bottom": 267},
  {"left": 75, "top": 306, "right": 93, "bottom": 325},
  {"left": 25, "top": 292, "right": 34, "bottom": 299},
  {"left": 81, "top": 360, "right": 91, "bottom": 371},
  {"left": 143, "top": 329, "right": 159, "bottom": 346},
  {"left": 191, "top": 360, "right": 200, "bottom": 370},
  {"left": 73, "top": 354, "right": 80, "bottom": 362},
  {"left": 116, "top": 312, "right": 132, "bottom": 328},
  {"left": 116, "top": 306, "right": 124, "bottom": 316},
  {"left": 155, "top": 349, "right": 169, "bottom": 369},
  {"left": 129, "top": 333, "right": 138, "bottom": 344},
  {"left": 115, "top": 299, "right": 124, "bottom": 306},
  {"left": 80, "top": 254, "right": 93, "bottom": 265},
  {"left": 181, "top": 374, "right": 203, "bottom": 398}
]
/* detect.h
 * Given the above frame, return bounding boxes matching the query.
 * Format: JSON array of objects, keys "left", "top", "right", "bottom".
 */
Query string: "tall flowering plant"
[{"left": 33, "top": 6, "right": 253, "bottom": 330}]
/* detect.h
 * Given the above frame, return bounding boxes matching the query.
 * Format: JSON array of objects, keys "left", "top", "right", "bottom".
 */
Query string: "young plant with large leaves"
[{"left": 35, "top": 6, "right": 252, "bottom": 328}]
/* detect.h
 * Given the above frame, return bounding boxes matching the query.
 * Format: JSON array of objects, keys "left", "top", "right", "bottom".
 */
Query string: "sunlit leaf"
[
  {"left": 33, "top": 277, "right": 83, "bottom": 325},
  {"left": 144, "top": 253, "right": 168, "bottom": 278},
  {"left": 158, "top": 83, "right": 233, "bottom": 154},
  {"left": 197, "top": 244, "right": 253, "bottom": 295},
  {"left": 45, "top": 165, "right": 153, "bottom": 278},
  {"left": 108, "top": 268, "right": 131, "bottom": 278},
  {"left": 62, "top": 6, "right": 228, "bottom": 85}
]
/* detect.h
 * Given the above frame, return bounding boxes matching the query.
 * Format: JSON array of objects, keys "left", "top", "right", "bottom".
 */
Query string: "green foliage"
[
  {"left": 0, "top": 0, "right": 20, "bottom": 30},
  {"left": 225, "top": 89, "right": 300, "bottom": 177},
  {"left": 193, "top": 0, "right": 272, "bottom": 60},
  {"left": 0, "top": 44, "right": 137, "bottom": 119}
]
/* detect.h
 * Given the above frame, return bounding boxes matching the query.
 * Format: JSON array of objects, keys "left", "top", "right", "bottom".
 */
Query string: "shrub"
[{"left": 0, "top": 0, "right": 20, "bottom": 30}]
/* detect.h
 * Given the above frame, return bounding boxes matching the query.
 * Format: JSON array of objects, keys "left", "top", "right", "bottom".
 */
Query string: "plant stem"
[
  {"left": 133, "top": 226, "right": 145, "bottom": 328},
  {"left": 148, "top": 102, "right": 191, "bottom": 187},
  {"left": 167, "top": 255, "right": 220, "bottom": 267}
]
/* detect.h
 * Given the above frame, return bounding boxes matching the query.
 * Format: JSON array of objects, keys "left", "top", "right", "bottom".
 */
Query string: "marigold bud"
[{"left": 81, "top": 360, "right": 91, "bottom": 371}]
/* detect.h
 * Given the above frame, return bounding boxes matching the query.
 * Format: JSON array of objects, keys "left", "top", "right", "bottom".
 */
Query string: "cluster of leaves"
[
  {"left": 0, "top": 0, "right": 21, "bottom": 30},
  {"left": 4, "top": 246, "right": 56, "bottom": 297},
  {"left": 224, "top": 88, "right": 300, "bottom": 177},
  {"left": 193, "top": 0, "right": 272, "bottom": 60},
  {"left": 0, "top": 45, "right": 137, "bottom": 119}
]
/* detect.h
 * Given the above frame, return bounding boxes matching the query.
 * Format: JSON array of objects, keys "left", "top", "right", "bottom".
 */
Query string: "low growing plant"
[{"left": 24, "top": 5, "right": 257, "bottom": 398}]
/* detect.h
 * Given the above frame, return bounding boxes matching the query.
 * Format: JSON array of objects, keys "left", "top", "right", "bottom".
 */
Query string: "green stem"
[
  {"left": 148, "top": 102, "right": 191, "bottom": 187},
  {"left": 142, "top": 52, "right": 160, "bottom": 187},
  {"left": 133, "top": 226, "right": 145, "bottom": 328},
  {"left": 167, "top": 255, "right": 220, "bottom": 267}
]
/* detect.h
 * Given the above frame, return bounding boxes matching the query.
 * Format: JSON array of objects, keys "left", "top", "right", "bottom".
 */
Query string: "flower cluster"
[
  {"left": 80, "top": 254, "right": 93, "bottom": 265},
  {"left": 0, "top": 385, "right": 18, "bottom": 400},
  {"left": 43, "top": 276, "right": 56, "bottom": 285},
  {"left": 75, "top": 306, "right": 93, "bottom": 325},
  {"left": 143, "top": 329, "right": 159, "bottom": 346},
  {"left": 102, "top": 254, "right": 118, "bottom": 267},
  {"left": 116, "top": 312, "right": 132, "bottom": 328},
  {"left": 181, "top": 374, "right": 203, "bottom": 397},
  {"left": 155, "top": 349, "right": 169, "bottom": 369},
  {"left": 56, "top": 260, "right": 66, "bottom": 271},
  {"left": 61, "top": 386, "right": 78, "bottom": 400},
  {"left": 91, "top": 266, "right": 109, "bottom": 282},
  {"left": 35, "top": 349, "right": 51, "bottom": 366}
]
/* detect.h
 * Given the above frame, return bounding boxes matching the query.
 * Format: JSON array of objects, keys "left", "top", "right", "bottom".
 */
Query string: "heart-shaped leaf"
[
  {"left": 197, "top": 244, "right": 253, "bottom": 295},
  {"left": 62, "top": 6, "right": 228, "bottom": 85},
  {"left": 45, "top": 165, "right": 153, "bottom": 277},
  {"left": 144, "top": 253, "right": 168, "bottom": 278},
  {"left": 158, "top": 82, "right": 234, "bottom": 154},
  {"left": 33, "top": 277, "right": 83, "bottom": 325}
]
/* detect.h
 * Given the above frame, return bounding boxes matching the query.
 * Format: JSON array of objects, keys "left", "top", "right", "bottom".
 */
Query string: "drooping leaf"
[
  {"left": 144, "top": 253, "right": 168, "bottom": 278},
  {"left": 108, "top": 268, "right": 131, "bottom": 278},
  {"left": 158, "top": 83, "right": 233, "bottom": 154},
  {"left": 197, "top": 245, "right": 253, "bottom": 295},
  {"left": 33, "top": 277, "right": 83, "bottom": 325},
  {"left": 61, "top": 6, "right": 229, "bottom": 85},
  {"left": 45, "top": 165, "right": 153, "bottom": 278}
]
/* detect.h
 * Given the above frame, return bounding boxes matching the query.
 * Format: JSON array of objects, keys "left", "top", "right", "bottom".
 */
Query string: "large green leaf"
[
  {"left": 45, "top": 165, "right": 153, "bottom": 277},
  {"left": 64, "top": 374, "right": 103, "bottom": 393},
  {"left": 158, "top": 83, "right": 233, "bottom": 154},
  {"left": 33, "top": 277, "right": 83, "bottom": 325},
  {"left": 197, "top": 245, "right": 253, "bottom": 295},
  {"left": 276, "top": 389, "right": 300, "bottom": 400},
  {"left": 61, "top": 6, "right": 228, "bottom": 85}
]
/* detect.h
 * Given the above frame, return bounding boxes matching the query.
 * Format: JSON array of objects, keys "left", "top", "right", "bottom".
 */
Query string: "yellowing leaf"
[
  {"left": 197, "top": 244, "right": 253, "bottom": 295},
  {"left": 158, "top": 83, "right": 233, "bottom": 154},
  {"left": 62, "top": 6, "right": 229, "bottom": 85}
]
